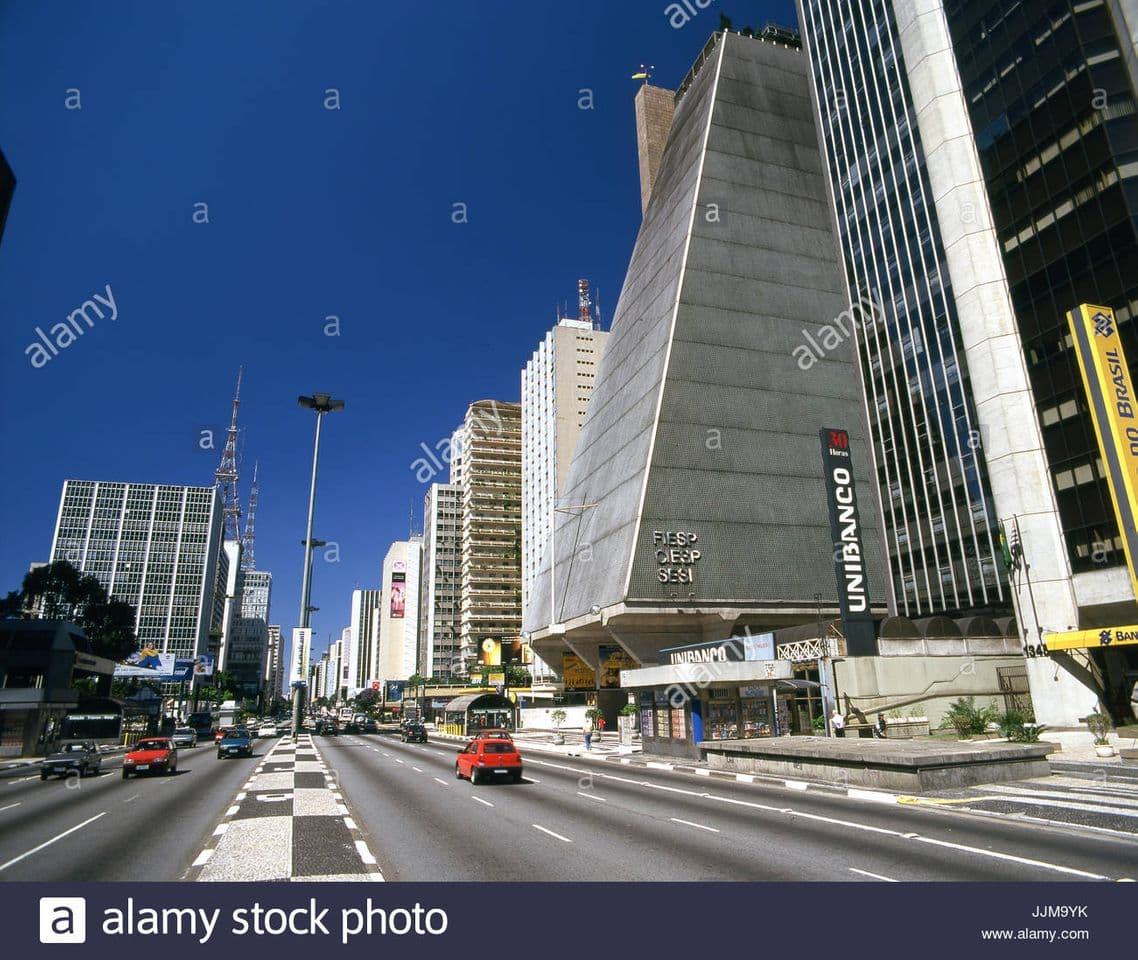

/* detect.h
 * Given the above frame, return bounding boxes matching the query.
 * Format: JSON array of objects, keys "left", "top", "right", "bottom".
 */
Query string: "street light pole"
[{"left": 292, "top": 393, "right": 344, "bottom": 739}]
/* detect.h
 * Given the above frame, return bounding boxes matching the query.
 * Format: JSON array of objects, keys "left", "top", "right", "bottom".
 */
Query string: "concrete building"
[
  {"left": 524, "top": 32, "right": 886, "bottom": 723},
  {"left": 48, "top": 480, "right": 224, "bottom": 661},
  {"left": 457, "top": 401, "right": 524, "bottom": 676},
  {"left": 346, "top": 589, "right": 382, "bottom": 695},
  {"left": 521, "top": 283, "right": 610, "bottom": 679},
  {"left": 229, "top": 569, "right": 271, "bottom": 697},
  {"left": 264, "top": 624, "right": 284, "bottom": 702},
  {"left": 797, "top": 0, "right": 1138, "bottom": 723},
  {"left": 420, "top": 483, "right": 462, "bottom": 679},
  {"left": 377, "top": 539, "right": 423, "bottom": 682}
]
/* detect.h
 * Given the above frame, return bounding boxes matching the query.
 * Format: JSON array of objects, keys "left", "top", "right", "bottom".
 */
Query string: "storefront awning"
[{"left": 1045, "top": 625, "right": 1138, "bottom": 651}]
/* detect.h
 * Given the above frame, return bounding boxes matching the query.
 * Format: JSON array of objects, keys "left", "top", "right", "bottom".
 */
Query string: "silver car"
[{"left": 171, "top": 727, "right": 197, "bottom": 748}]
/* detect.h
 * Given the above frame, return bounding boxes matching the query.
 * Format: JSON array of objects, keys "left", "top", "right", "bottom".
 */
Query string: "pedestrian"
[
  {"left": 583, "top": 716, "right": 594, "bottom": 751},
  {"left": 874, "top": 713, "right": 887, "bottom": 739},
  {"left": 830, "top": 707, "right": 845, "bottom": 738},
  {"left": 597, "top": 715, "right": 606, "bottom": 742}
]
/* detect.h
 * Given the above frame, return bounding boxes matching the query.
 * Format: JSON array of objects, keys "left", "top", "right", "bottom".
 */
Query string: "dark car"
[
  {"left": 401, "top": 722, "right": 427, "bottom": 743},
  {"left": 41, "top": 740, "right": 102, "bottom": 780},
  {"left": 123, "top": 737, "right": 178, "bottom": 777},
  {"left": 455, "top": 738, "right": 523, "bottom": 784},
  {"left": 362, "top": 719, "right": 379, "bottom": 734},
  {"left": 315, "top": 718, "right": 339, "bottom": 736},
  {"left": 216, "top": 727, "right": 253, "bottom": 758}
]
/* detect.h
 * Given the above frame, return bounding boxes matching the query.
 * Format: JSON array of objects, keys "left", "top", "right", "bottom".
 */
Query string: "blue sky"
[{"left": 0, "top": 0, "right": 796, "bottom": 669}]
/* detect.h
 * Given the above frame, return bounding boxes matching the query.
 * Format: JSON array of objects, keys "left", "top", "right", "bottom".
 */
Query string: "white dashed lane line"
[
  {"left": 532, "top": 824, "right": 572, "bottom": 843},
  {"left": 671, "top": 817, "right": 719, "bottom": 833},
  {"left": 0, "top": 812, "right": 107, "bottom": 873},
  {"left": 850, "top": 867, "right": 897, "bottom": 881},
  {"left": 577, "top": 792, "right": 606, "bottom": 803},
  {"left": 471, "top": 796, "right": 494, "bottom": 808}
]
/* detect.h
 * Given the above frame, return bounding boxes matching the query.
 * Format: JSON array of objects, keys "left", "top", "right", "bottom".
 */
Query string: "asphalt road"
[
  {"left": 324, "top": 732, "right": 1138, "bottom": 882},
  {"left": 0, "top": 739, "right": 270, "bottom": 881}
]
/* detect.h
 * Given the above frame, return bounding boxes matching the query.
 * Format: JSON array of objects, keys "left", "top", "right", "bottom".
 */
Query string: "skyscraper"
[
  {"left": 346, "top": 589, "right": 382, "bottom": 694},
  {"left": 377, "top": 539, "right": 423, "bottom": 681},
  {"left": 797, "top": 0, "right": 1138, "bottom": 723},
  {"left": 521, "top": 281, "right": 610, "bottom": 675},
  {"left": 420, "top": 483, "right": 462, "bottom": 679},
  {"left": 456, "top": 401, "right": 523, "bottom": 676},
  {"left": 229, "top": 569, "right": 271, "bottom": 696},
  {"left": 49, "top": 480, "right": 224, "bottom": 660},
  {"left": 265, "top": 624, "right": 284, "bottom": 701},
  {"left": 523, "top": 31, "right": 885, "bottom": 679}
]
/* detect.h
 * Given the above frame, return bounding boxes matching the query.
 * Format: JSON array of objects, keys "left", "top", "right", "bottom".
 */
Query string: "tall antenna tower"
[
  {"left": 577, "top": 278, "right": 591, "bottom": 323},
  {"left": 214, "top": 368, "right": 243, "bottom": 542},
  {"left": 241, "top": 461, "right": 259, "bottom": 571}
]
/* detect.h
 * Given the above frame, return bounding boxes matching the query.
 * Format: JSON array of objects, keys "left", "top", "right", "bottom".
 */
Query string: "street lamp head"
[{"left": 298, "top": 394, "right": 346, "bottom": 414}]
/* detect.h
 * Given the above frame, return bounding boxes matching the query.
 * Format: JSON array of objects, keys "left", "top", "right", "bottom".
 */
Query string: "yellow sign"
[
  {"left": 1067, "top": 303, "right": 1138, "bottom": 601},
  {"left": 562, "top": 653, "right": 595, "bottom": 690},
  {"left": 1045, "top": 625, "right": 1138, "bottom": 651}
]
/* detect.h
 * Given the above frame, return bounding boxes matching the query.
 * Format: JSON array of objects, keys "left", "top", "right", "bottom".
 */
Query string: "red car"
[
  {"left": 122, "top": 737, "right": 178, "bottom": 778},
  {"left": 455, "top": 738, "right": 523, "bottom": 784}
]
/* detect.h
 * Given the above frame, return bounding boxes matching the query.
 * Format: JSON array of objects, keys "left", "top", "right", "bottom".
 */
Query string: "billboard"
[
  {"left": 290, "top": 628, "right": 312, "bottom": 685},
  {"left": 1068, "top": 303, "right": 1138, "bottom": 602},
  {"left": 819, "top": 428, "right": 875, "bottom": 655},
  {"left": 385, "top": 680, "right": 406, "bottom": 702},
  {"left": 597, "top": 645, "right": 637, "bottom": 688},
  {"left": 114, "top": 648, "right": 192, "bottom": 680},
  {"left": 193, "top": 653, "right": 215, "bottom": 677},
  {"left": 390, "top": 582, "right": 406, "bottom": 618},
  {"left": 562, "top": 653, "right": 595, "bottom": 690}
]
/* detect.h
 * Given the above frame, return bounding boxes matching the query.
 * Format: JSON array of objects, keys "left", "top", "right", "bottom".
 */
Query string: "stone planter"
[
  {"left": 1094, "top": 743, "right": 1116, "bottom": 758},
  {"left": 884, "top": 717, "right": 930, "bottom": 739},
  {"left": 552, "top": 732, "right": 565, "bottom": 745}
]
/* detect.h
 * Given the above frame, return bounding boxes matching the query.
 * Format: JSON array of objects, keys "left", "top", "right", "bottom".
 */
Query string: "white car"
[{"left": 257, "top": 722, "right": 277, "bottom": 738}]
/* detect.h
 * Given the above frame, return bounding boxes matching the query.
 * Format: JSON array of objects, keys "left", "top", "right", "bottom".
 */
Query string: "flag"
[{"left": 631, "top": 71, "right": 648, "bottom": 80}]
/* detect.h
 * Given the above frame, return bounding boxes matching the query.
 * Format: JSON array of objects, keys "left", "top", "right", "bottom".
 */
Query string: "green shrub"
[
  {"left": 1085, "top": 712, "right": 1111, "bottom": 745},
  {"left": 943, "top": 697, "right": 999, "bottom": 737},
  {"left": 619, "top": 703, "right": 638, "bottom": 716}
]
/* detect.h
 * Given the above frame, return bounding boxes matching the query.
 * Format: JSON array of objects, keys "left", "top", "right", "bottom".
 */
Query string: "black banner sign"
[{"left": 819, "top": 427, "right": 875, "bottom": 655}]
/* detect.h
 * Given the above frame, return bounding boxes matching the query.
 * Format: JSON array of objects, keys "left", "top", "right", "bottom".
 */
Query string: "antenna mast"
[
  {"left": 215, "top": 368, "right": 243, "bottom": 542},
  {"left": 241, "top": 460, "right": 259, "bottom": 571}
]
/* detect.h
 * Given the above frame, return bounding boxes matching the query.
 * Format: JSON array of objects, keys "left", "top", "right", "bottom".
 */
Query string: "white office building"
[
  {"left": 346, "top": 589, "right": 382, "bottom": 695},
  {"left": 521, "top": 290, "right": 609, "bottom": 673},
  {"left": 377, "top": 539, "right": 423, "bottom": 682},
  {"left": 48, "top": 479, "right": 224, "bottom": 660},
  {"left": 420, "top": 483, "right": 462, "bottom": 680}
]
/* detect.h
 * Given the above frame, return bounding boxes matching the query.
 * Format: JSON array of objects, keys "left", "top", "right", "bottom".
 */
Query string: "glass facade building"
[
  {"left": 942, "top": 0, "right": 1138, "bottom": 576},
  {"left": 800, "top": 0, "right": 1008, "bottom": 617},
  {"left": 49, "top": 480, "right": 224, "bottom": 659}
]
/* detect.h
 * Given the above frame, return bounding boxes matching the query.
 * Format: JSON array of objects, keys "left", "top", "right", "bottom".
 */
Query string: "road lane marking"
[
  {"left": 192, "top": 849, "right": 213, "bottom": 867},
  {"left": 912, "top": 835, "right": 1107, "bottom": 879},
  {"left": 533, "top": 824, "right": 572, "bottom": 843},
  {"left": 850, "top": 867, "right": 897, "bottom": 882},
  {"left": 7, "top": 776, "right": 38, "bottom": 784},
  {"left": 577, "top": 792, "right": 606, "bottom": 802},
  {"left": 123, "top": 794, "right": 140, "bottom": 803},
  {"left": 394, "top": 759, "right": 404, "bottom": 765},
  {"left": 671, "top": 817, "right": 719, "bottom": 833},
  {"left": 525, "top": 777, "right": 540, "bottom": 783},
  {"left": 433, "top": 778, "right": 448, "bottom": 786},
  {"left": 0, "top": 802, "right": 20, "bottom": 813},
  {"left": 0, "top": 812, "right": 107, "bottom": 873},
  {"left": 472, "top": 796, "right": 494, "bottom": 808},
  {"left": 355, "top": 840, "right": 377, "bottom": 865},
  {"left": 412, "top": 767, "right": 423, "bottom": 773}
]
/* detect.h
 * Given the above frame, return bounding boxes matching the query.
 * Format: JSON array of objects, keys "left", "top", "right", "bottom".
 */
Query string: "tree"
[
  {"left": 354, "top": 687, "right": 380, "bottom": 712},
  {"left": 14, "top": 560, "right": 138, "bottom": 661}
]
